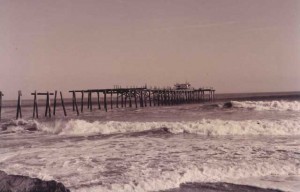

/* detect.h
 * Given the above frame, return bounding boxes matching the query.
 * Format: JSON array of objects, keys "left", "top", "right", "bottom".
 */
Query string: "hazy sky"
[{"left": 0, "top": 0, "right": 299, "bottom": 99}]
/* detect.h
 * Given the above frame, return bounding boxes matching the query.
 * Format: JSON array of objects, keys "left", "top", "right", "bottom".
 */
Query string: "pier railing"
[{"left": 0, "top": 87, "right": 215, "bottom": 120}]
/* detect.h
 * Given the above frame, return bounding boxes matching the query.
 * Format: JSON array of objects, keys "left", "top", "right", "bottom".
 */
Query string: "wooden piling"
[
  {"left": 121, "top": 92, "right": 124, "bottom": 108},
  {"left": 97, "top": 92, "right": 101, "bottom": 110},
  {"left": 116, "top": 92, "right": 119, "bottom": 108},
  {"left": 33, "top": 91, "right": 38, "bottom": 118},
  {"left": 144, "top": 91, "right": 147, "bottom": 107},
  {"left": 134, "top": 90, "right": 137, "bottom": 108},
  {"left": 60, "top": 92, "right": 67, "bottom": 116},
  {"left": 153, "top": 92, "right": 156, "bottom": 106},
  {"left": 87, "top": 91, "right": 90, "bottom": 109},
  {"left": 104, "top": 91, "right": 107, "bottom": 112},
  {"left": 53, "top": 91, "right": 57, "bottom": 116},
  {"left": 73, "top": 92, "right": 79, "bottom": 115},
  {"left": 45, "top": 93, "right": 48, "bottom": 117},
  {"left": 129, "top": 91, "right": 132, "bottom": 108},
  {"left": 89, "top": 92, "right": 93, "bottom": 111},
  {"left": 72, "top": 91, "right": 75, "bottom": 111},
  {"left": 16, "top": 91, "right": 22, "bottom": 119},
  {"left": 45, "top": 92, "right": 51, "bottom": 118},
  {"left": 81, "top": 91, "right": 84, "bottom": 112},
  {"left": 124, "top": 93, "right": 127, "bottom": 107},
  {"left": 148, "top": 91, "right": 152, "bottom": 107},
  {"left": 140, "top": 91, "right": 144, "bottom": 107},
  {"left": 110, "top": 91, "right": 113, "bottom": 109}
]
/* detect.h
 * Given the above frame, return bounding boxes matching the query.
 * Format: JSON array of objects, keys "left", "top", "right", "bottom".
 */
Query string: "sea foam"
[
  {"left": 35, "top": 118, "right": 300, "bottom": 136},
  {"left": 230, "top": 100, "right": 300, "bottom": 111}
]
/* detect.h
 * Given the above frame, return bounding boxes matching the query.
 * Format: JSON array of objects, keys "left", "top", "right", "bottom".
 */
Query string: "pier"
[
  {"left": 69, "top": 86, "right": 215, "bottom": 113},
  {"left": 0, "top": 85, "right": 215, "bottom": 120}
]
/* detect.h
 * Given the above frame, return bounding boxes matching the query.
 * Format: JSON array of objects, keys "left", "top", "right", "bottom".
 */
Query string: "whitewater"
[{"left": 0, "top": 99, "right": 300, "bottom": 191}]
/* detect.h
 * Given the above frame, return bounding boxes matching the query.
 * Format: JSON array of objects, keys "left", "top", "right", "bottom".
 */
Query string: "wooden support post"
[
  {"left": 60, "top": 92, "right": 67, "bottom": 116},
  {"left": 81, "top": 91, "right": 84, "bottom": 112},
  {"left": 104, "top": 91, "right": 107, "bottom": 112},
  {"left": 97, "top": 92, "right": 101, "bottom": 110},
  {"left": 185, "top": 91, "right": 188, "bottom": 103},
  {"left": 148, "top": 91, "right": 152, "bottom": 107},
  {"left": 72, "top": 92, "right": 79, "bottom": 115},
  {"left": 163, "top": 91, "right": 166, "bottom": 105},
  {"left": 116, "top": 92, "right": 119, "bottom": 108},
  {"left": 200, "top": 90, "right": 202, "bottom": 101},
  {"left": 134, "top": 90, "right": 137, "bottom": 108},
  {"left": 45, "top": 92, "right": 51, "bottom": 118},
  {"left": 16, "top": 91, "right": 22, "bottom": 119},
  {"left": 48, "top": 92, "right": 51, "bottom": 117},
  {"left": 173, "top": 91, "right": 175, "bottom": 105},
  {"left": 166, "top": 91, "right": 169, "bottom": 105},
  {"left": 32, "top": 91, "right": 38, "bottom": 118},
  {"left": 153, "top": 92, "right": 156, "bottom": 106},
  {"left": 87, "top": 91, "right": 90, "bottom": 109},
  {"left": 110, "top": 91, "right": 113, "bottom": 109},
  {"left": 179, "top": 92, "right": 182, "bottom": 104},
  {"left": 129, "top": 91, "right": 132, "bottom": 108},
  {"left": 90, "top": 92, "right": 93, "bottom": 111},
  {"left": 144, "top": 91, "right": 147, "bottom": 107},
  {"left": 173, "top": 91, "right": 176, "bottom": 105},
  {"left": 140, "top": 91, "right": 144, "bottom": 107},
  {"left": 124, "top": 92, "right": 127, "bottom": 107},
  {"left": 72, "top": 91, "right": 75, "bottom": 111},
  {"left": 53, "top": 91, "right": 57, "bottom": 116},
  {"left": 164, "top": 91, "right": 167, "bottom": 105},
  {"left": 187, "top": 91, "right": 189, "bottom": 103},
  {"left": 45, "top": 93, "right": 48, "bottom": 117},
  {"left": 167, "top": 91, "right": 170, "bottom": 105},
  {"left": 121, "top": 92, "right": 124, "bottom": 108}
]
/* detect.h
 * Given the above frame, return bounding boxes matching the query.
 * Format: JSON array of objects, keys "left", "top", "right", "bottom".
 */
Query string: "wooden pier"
[
  {"left": 69, "top": 86, "right": 215, "bottom": 115},
  {"left": 0, "top": 86, "right": 215, "bottom": 120}
]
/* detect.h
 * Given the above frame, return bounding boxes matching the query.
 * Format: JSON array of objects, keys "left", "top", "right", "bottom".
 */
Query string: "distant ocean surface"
[{"left": 0, "top": 92, "right": 300, "bottom": 192}]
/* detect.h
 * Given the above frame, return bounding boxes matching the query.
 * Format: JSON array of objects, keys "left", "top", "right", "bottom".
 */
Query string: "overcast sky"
[{"left": 0, "top": 0, "right": 299, "bottom": 99}]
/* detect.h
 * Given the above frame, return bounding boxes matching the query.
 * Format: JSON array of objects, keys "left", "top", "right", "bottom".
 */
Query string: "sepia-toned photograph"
[{"left": 0, "top": 0, "right": 299, "bottom": 192}]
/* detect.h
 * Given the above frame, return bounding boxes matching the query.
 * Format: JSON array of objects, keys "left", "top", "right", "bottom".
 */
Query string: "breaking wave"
[
  {"left": 72, "top": 161, "right": 299, "bottom": 192},
  {"left": 229, "top": 100, "right": 300, "bottom": 111},
  {"left": 2, "top": 117, "right": 300, "bottom": 137},
  {"left": 30, "top": 118, "right": 300, "bottom": 136}
]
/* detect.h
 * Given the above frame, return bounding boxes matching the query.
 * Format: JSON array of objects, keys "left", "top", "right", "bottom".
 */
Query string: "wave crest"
[
  {"left": 35, "top": 119, "right": 300, "bottom": 136},
  {"left": 229, "top": 100, "right": 300, "bottom": 111}
]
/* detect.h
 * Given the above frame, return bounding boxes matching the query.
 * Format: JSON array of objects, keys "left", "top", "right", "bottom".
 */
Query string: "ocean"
[{"left": 0, "top": 93, "right": 299, "bottom": 192}]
